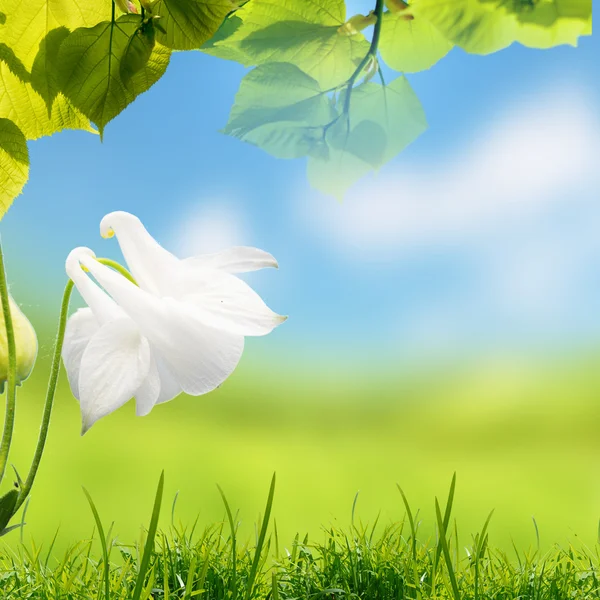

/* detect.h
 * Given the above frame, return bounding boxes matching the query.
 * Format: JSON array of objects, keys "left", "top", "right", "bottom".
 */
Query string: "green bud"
[{"left": 0, "top": 296, "right": 37, "bottom": 391}]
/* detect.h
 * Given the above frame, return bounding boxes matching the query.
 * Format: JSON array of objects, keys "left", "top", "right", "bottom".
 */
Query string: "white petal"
[
  {"left": 153, "top": 297, "right": 245, "bottom": 395},
  {"left": 176, "top": 266, "right": 287, "bottom": 336},
  {"left": 79, "top": 318, "right": 151, "bottom": 434},
  {"left": 182, "top": 246, "right": 278, "bottom": 273},
  {"left": 80, "top": 257, "right": 245, "bottom": 396},
  {"left": 66, "top": 247, "right": 125, "bottom": 324},
  {"left": 155, "top": 356, "right": 182, "bottom": 405},
  {"left": 100, "top": 211, "right": 179, "bottom": 296},
  {"left": 62, "top": 308, "right": 99, "bottom": 400},
  {"left": 134, "top": 353, "right": 161, "bottom": 416}
]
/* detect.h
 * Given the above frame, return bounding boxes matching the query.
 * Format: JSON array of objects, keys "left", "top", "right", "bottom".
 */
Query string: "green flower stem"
[
  {"left": 0, "top": 239, "right": 17, "bottom": 486},
  {"left": 14, "top": 280, "right": 73, "bottom": 512},
  {"left": 97, "top": 258, "right": 138, "bottom": 285},
  {"left": 14, "top": 257, "right": 136, "bottom": 512}
]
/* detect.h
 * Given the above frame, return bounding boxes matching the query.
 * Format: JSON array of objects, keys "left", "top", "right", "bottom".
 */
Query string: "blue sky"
[{"left": 2, "top": 5, "right": 599, "bottom": 366}]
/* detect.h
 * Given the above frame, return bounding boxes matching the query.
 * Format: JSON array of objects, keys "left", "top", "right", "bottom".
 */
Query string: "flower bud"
[{"left": 0, "top": 296, "right": 37, "bottom": 391}]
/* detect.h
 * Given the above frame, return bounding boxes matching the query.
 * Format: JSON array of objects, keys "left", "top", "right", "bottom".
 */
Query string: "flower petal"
[
  {"left": 134, "top": 352, "right": 161, "bottom": 417},
  {"left": 62, "top": 308, "right": 99, "bottom": 400},
  {"left": 154, "top": 296, "right": 245, "bottom": 395},
  {"left": 176, "top": 267, "right": 287, "bottom": 336},
  {"left": 155, "top": 356, "right": 182, "bottom": 405},
  {"left": 182, "top": 246, "right": 278, "bottom": 273},
  {"left": 81, "top": 256, "right": 245, "bottom": 396},
  {"left": 66, "top": 247, "right": 125, "bottom": 324},
  {"left": 100, "top": 211, "right": 179, "bottom": 296},
  {"left": 79, "top": 317, "right": 151, "bottom": 434}
]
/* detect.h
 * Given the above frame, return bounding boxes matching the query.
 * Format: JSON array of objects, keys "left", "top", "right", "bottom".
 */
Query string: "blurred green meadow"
[{"left": 3, "top": 296, "right": 600, "bottom": 556}]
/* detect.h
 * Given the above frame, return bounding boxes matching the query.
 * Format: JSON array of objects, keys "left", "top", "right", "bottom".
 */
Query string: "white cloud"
[
  {"left": 170, "top": 201, "right": 248, "bottom": 257},
  {"left": 301, "top": 85, "right": 600, "bottom": 350},
  {"left": 304, "top": 86, "right": 600, "bottom": 257}
]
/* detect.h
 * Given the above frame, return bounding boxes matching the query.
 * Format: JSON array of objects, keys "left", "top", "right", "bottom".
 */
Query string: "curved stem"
[
  {"left": 343, "top": 0, "right": 385, "bottom": 117},
  {"left": 0, "top": 239, "right": 17, "bottom": 486},
  {"left": 97, "top": 258, "right": 137, "bottom": 285},
  {"left": 14, "top": 257, "right": 135, "bottom": 512},
  {"left": 14, "top": 280, "right": 73, "bottom": 512}
]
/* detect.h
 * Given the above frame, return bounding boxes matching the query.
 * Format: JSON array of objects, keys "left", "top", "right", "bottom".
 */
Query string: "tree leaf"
[
  {"left": 379, "top": 11, "right": 453, "bottom": 73},
  {"left": 30, "top": 27, "right": 70, "bottom": 112},
  {"left": 0, "top": 62, "right": 95, "bottom": 140},
  {"left": 152, "top": 0, "right": 234, "bottom": 50},
  {"left": 0, "top": 43, "right": 29, "bottom": 83},
  {"left": 212, "top": 0, "right": 371, "bottom": 88},
  {"left": 223, "top": 62, "right": 336, "bottom": 159},
  {"left": 120, "top": 21, "right": 156, "bottom": 87},
  {"left": 201, "top": 14, "right": 252, "bottom": 63},
  {"left": 0, "top": 0, "right": 110, "bottom": 69},
  {"left": 0, "top": 119, "right": 29, "bottom": 220},
  {"left": 307, "top": 76, "right": 427, "bottom": 199},
  {"left": 411, "top": 0, "right": 591, "bottom": 54},
  {"left": 57, "top": 15, "right": 171, "bottom": 136},
  {"left": 514, "top": 0, "right": 592, "bottom": 48}
]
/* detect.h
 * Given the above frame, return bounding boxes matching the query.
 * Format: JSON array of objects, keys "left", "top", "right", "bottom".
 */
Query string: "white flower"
[{"left": 62, "top": 212, "right": 286, "bottom": 434}]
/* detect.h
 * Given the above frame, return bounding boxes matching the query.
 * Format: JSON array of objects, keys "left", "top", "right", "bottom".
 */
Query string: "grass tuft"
[{"left": 0, "top": 477, "right": 599, "bottom": 599}]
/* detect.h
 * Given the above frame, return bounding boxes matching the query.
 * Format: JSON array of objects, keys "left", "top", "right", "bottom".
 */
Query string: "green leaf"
[
  {"left": 0, "top": 118, "right": 29, "bottom": 219},
  {"left": 0, "top": 62, "right": 94, "bottom": 140},
  {"left": 120, "top": 21, "right": 156, "bottom": 87},
  {"left": 223, "top": 62, "right": 336, "bottom": 159},
  {"left": 57, "top": 15, "right": 171, "bottom": 136},
  {"left": 201, "top": 14, "right": 252, "bottom": 63},
  {"left": 212, "top": 0, "right": 371, "bottom": 88},
  {"left": 0, "top": 0, "right": 110, "bottom": 69},
  {"left": 0, "top": 43, "right": 29, "bottom": 83},
  {"left": 379, "top": 11, "right": 453, "bottom": 73},
  {"left": 514, "top": 0, "right": 592, "bottom": 48},
  {"left": 411, "top": 0, "right": 591, "bottom": 54},
  {"left": 0, "top": 488, "right": 18, "bottom": 532},
  {"left": 308, "top": 76, "right": 427, "bottom": 199},
  {"left": 30, "top": 27, "right": 70, "bottom": 112},
  {"left": 152, "top": 0, "right": 234, "bottom": 50}
]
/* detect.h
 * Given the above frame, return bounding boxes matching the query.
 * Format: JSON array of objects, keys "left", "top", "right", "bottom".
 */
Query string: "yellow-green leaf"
[
  {"left": 379, "top": 11, "right": 453, "bottom": 72},
  {"left": 0, "top": 118, "right": 28, "bottom": 219},
  {"left": 152, "top": 0, "right": 234, "bottom": 50},
  {"left": 57, "top": 15, "right": 171, "bottom": 136},
  {"left": 201, "top": 14, "right": 252, "bottom": 63},
  {"left": 0, "top": 0, "right": 110, "bottom": 68},
  {"left": 411, "top": 0, "right": 591, "bottom": 54},
  {"left": 223, "top": 63, "right": 336, "bottom": 159},
  {"left": 30, "top": 26, "right": 70, "bottom": 111},
  {"left": 0, "top": 62, "right": 94, "bottom": 140},
  {"left": 212, "top": 0, "right": 371, "bottom": 88},
  {"left": 308, "top": 76, "right": 427, "bottom": 199}
]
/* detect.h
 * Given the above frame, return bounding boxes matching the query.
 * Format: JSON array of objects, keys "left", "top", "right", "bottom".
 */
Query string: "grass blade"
[
  {"left": 132, "top": 471, "right": 164, "bottom": 600},
  {"left": 183, "top": 553, "right": 197, "bottom": 600},
  {"left": 397, "top": 484, "right": 420, "bottom": 598},
  {"left": 435, "top": 498, "right": 461, "bottom": 600},
  {"left": 244, "top": 472, "right": 276, "bottom": 600},
  {"left": 217, "top": 484, "right": 238, "bottom": 600},
  {"left": 434, "top": 473, "right": 456, "bottom": 569},
  {"left": 82, "top": 488, "right": 110, "bottom": 600}
]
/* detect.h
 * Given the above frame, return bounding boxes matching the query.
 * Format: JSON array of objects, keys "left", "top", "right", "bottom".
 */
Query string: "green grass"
[
  {"left": 5, "top": 348, "right": 600, "bottom": 555},
  {"left": 1, "top": 474, "right": 600, "bottom": 599}
]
